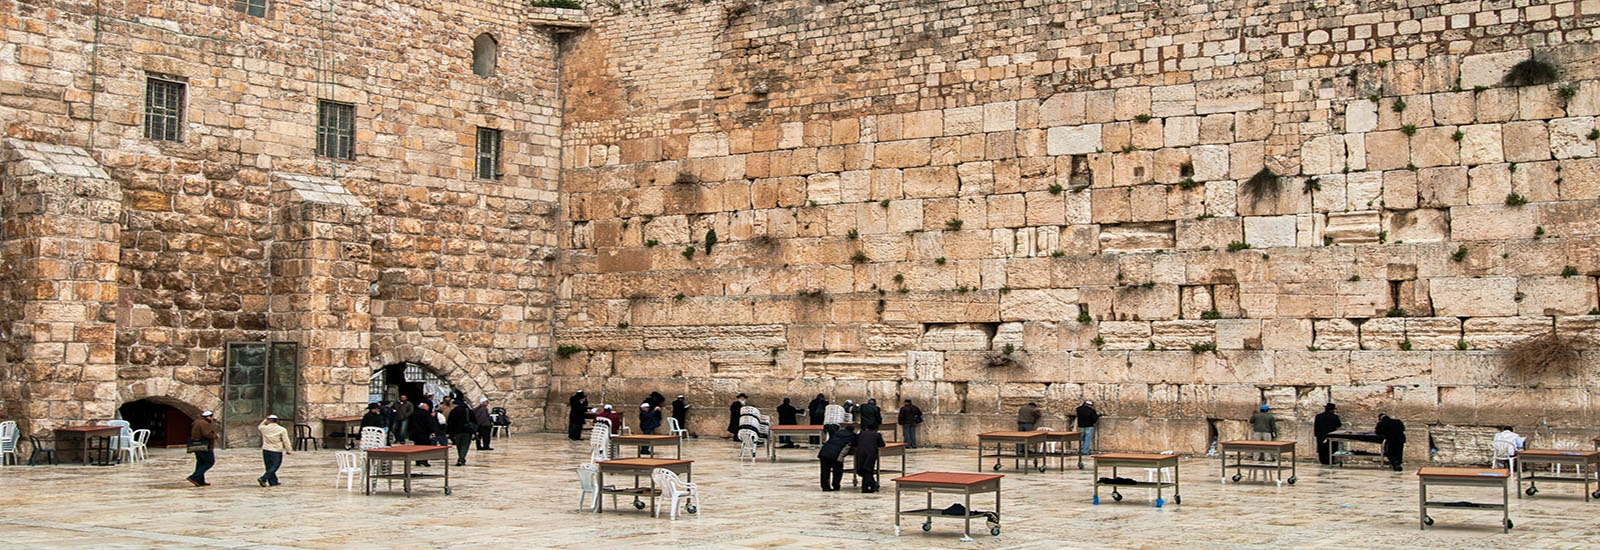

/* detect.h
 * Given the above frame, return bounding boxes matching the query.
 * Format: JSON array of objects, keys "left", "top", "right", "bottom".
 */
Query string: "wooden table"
[
  {"left": 54, "top": 426, "right": 123, "bottom": 466},
  {"left": 1514, "top": 449, "right": 1600, "bottom": 501},
  {"left": 1218, "top": 440, "right": 1297, "bottom": 486},
  {"left": 1093, "top": 453, "right": 1181, "bottom": 507},
  {"left": 1038, "top": 430, "right": 1085, "bottom": 471},
  {"left": 892, "top": 472, "right": 1002, "bottom": 541},
  {"left": 323, "top": 416, "right": 365, "bottom": 450},
  {"left": 609, "top": 434, "right": 682, "bottom": 459},
  {"left": 1326, "top": 430, "right": 1385, "bottom": 468},
  {"left": 767, "top": 425, "right": 826, "bottom": 462},
  {"left": 977, "top": 431, "right": 1048, "bottom": 473},
  {"left": 596, "top": 458, "right": 693, "bottom": 517},
  {"left": 852, "top": 442, "right": 908, "bottom": 486},
  {"left": 842, "top": 421, "right": 899, "bottom": 441},
  {"left": 1417, "top": 467, "right": 1511, "bottom": 532},
  {"left": 363, "top": 445, "right": 451, "bottom": 497}
]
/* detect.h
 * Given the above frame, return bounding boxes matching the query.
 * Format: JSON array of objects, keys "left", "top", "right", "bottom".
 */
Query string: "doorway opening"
[
  {"left": 118, "top": 398, "right": 196, "bottom": 448},
  {"left": 370, "top": 362, "right": 461, "bottom": 407}
]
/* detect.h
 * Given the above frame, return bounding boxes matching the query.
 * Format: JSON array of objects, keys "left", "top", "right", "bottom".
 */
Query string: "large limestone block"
[
  {"left": 991, "top": 322, "right": 1025, "bottom": 351},
  {"left": 1460, "top": 50, "right": 1530, "bottom": 89},
  {"left": 1365, "top": 131, "right": 1410, "bottom": 170},
  {"left": 1348, "top": 351, "right": 1433, "bottom": 385},
  {"left": 1559, "top": 158, "right": 1600, "bottom": 200},
  {"left": 1176, "top": 217, "right": 1242, "bottom": 250},
  {"left": 1114, "top": 87, "right": 1152, "bottom": 121},
  {"left": 1407, "top": 317, "right": 1463, "bottom": 350},
  {"left": 1149, "top": 320, "right": 1215, "bottom": 349},
  {"left": 1432, "top": 91, "right": 1476, "bottom": 125},
  {"left": 1098, "top": 321, "right": 1151, "bottom": 350},
  {"left": 1190, "top": 145, "right": 1229, "bottom": 181},
  {"left": 1358, "top": 317, "right": 1405, "bottom": 349},
  {"left": 1502, "top": 121, "right": 1552, "bottom": 162},
  {"left": 944, "top": 106, "right": 984, "bottom": 136},
  {"left": 1164, "top": 117, "right": 1200, "bottom": 147},
  {"left": 1411, "top": 126, "right": 1459, "bottom": 168},
  {"left": 1000, "top": 289, "right": 1080, "bottom": 322},
  {"left": 1346, "top": 99, "right": 1378, "bottom": 133},
  {"left": 1466, "top": 164, "right": 1511, "bottom": 205},
  {"left": 1301, "top": 135, "right": 1347, "bottom": 175},
  {"left": 1346, "top": 172, "right": 1383, "bottom": 210},
  {"left": 874, "top": 139, "right": 931, "bottom": 168},
  {"left": 1260, "top": 318, "right": 1312, "bottom": 350},
  {"left": 984, "top": 101, "right": 1018, "bottom": 133},
  {"left": 1324, "top": 211, "right": 1381, "bottom": 244},
  {"left": 1112, "top": 284, "right": 1179, "bottom": 321},
  {"left": 1313, "top": 318, "right": 1359, "bottom": 350},
  {"left": 1151, "top": 84, "right": 1196, "bottom": 117},
  {"left": 1450, "top": 204, "right": 1538, "bottom": 241},
  {"left": 1381, "top": 171, "right": 1418, "bottom": 210},
  {"left": 1242, "top": 215, "right": 1296, "bottom": 249},
  {"left": 1215, "top": 319, "right": 1260, "bottom": 350},
  {"left": 1040, "top": 92, "right": 1086, "bottom": 127},
  {"left": 1098, "top": 222, "right": 1175, "bottom": 253},
  {"left": 1430, "top": 277, "right": 1518, "bottom": 317},
  {"left": 1384, "top": 208, "right": 1449, "bottom": 243},
  {"left": 1459, "top": 124, "right": 1504, "bottom": 165},
  {"left": 1196, "top": 77, "right": 1264, "bottom": 114},
  {"left": 1046, "top": 125, "right": 1102, "bottom": 156},
  {"left": 1476, "top": 87, "right": 1519, "bottom": 123},
  {"left": 1517, "top": 276, "right": 1600, "bottom": 315},
  {"left": 920, "top": 324, "right": 991, "bottom": 351},
  {"left": 1549, "top": 117, "right": 1598, "bottom": 159},
  {"left": 1463, "top": 316, "right": 1552, "bottom": 349},
  {"left": 1539, "top": 200, "right": 1600, "bottom": 238},
  {"left": 902, "top": 166, "right": 957, "bottom": 198}
]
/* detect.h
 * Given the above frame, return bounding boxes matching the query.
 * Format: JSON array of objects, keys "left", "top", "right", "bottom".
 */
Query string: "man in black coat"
[
  {"left": 1074, "top": 400, "right": 1099, "bottom": 455},
  {"left": 361, "top": 402, "right": 385, "bottom": 429},
  {"left": 446, "top": 401, "right": 474, "bottom": 466},
  {"left": 671, "top": 395, "right": 690, "bottom": 436},
  {"left": 1313, "top": 403, "right": 1342, "bottom": 465},
  {"left": 853, "top": 423, "right": 887, "bottom": 493},
  {"left": 727, "top": 393, "right": 747, "bottom": 436},
  {"left": 394, "top": 395, "right": 414, "bottom": 445},
  {"left": 776, "top": 397, "right": 801, "bottom": 448},
  {"left": 806, "top": 394, "right": 828, "bottom": 445},
  {"left": 639, "top": 402, "right": 663, "bottom": 455},
  {"left": 567, "top": 390, "right": 588, "bottom": 440},
  {"left": 817, "top": 426, "right": 856, "bottom": 491},
  {"left": 1375, "top": 413, "right": 1406, "bottom": 472},
  {"left": 408, "top": 402, "right": 439, "bottom": 466},
  {"left": 897, "top": 399, "right": 923, "bottom": 448},
  {"left": 858, "top": 398, "right": 883, "bottom": 429},
  {"left": 473, "top": 397, "right": 494, "bottom": 451}
]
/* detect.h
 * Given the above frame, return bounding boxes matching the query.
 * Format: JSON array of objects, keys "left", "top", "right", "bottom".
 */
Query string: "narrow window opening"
[
  {"left": 234, "top": 0, "right": 268, "bottom": 17},
  {"left": 144, "top": 76, "right": 186, "bottom": 142},
  {"left": 476, "top": 127, "right": 503, "bottom": 180},
  {"left": 316, "top": 100, "right": 356, "bottom": 160},
  {"left": 473, "top": 33, "right": 498, "bottom": 78}
]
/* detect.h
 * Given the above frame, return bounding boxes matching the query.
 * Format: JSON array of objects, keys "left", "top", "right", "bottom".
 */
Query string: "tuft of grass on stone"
[
  {"left": 1457, "top": 339, "right": 1469, "bottom": 351},
  {"left": 1559, "top": 83, "right": 1579, "bottom": 100},
  {"left": 934, "top": 257, "right": 946, "bottom": 265},
  {"left": 555, "top": 345, "right": 582, "bottom": 358},
  {"left": 1386, "top": 307, "right": 1407, "bottom": 318},
  {"left": 616, "top": 322, "right": 630, "bottom": 329},
  {"left": 1190, "top": 342, "right": 1217, "bottom": 353},
  {"left": 851, "top": 251, "right": 868, "bottom": 264},
  {"left": 1562, "top": 265, "right": 1579, "bottom": 278},
  {"left": 1201, "top": 310, "right": 1221, "bottom": 320},
  {"left": 1504, "top": 57, "right": 1559, "bottom": 86},
  {"left": 1091, "top": 335, "right": 1105, "bottom": 348},
  {"left": 530, "top": 0, "right": 584, "bottom": 8},
  {"left": 1399, "top": 339, "right": 1413, "bottom": 351},
  {"left": 1227, "top": 241, "right": 1252, "bottom": 252},
  {"left": 1243, "top": 167, "right": 1281, "bottom": 200},
  {"left": 1400, "top": 124, "right": 1417, "bottom": 136},
  {"left": 1589, "top": 128, "right": 1600, "bottom": 141},
  {"left": 1134, "top": 114, "right": 1153, "bottom": 123},
  {"left": 704, "top": 229, "right": 718, "bottom": 253},
  {"left": 944, "top": 218, "right": 964, "bottom": 231},
  {"left": 1452, "top": 130, "right": 1465, "bottom": 141},
  {"left": 1505, "top": 192, "right": 1528, "bottom": 206},
  {"left": 1051, "top": 250, "right": 1065, "bottom": 258},
  {"left": 682, "top": 245, "right": 697, "bottom": 259},
  {"left": 1078, "top": 307, "right": 1093, "bottom": 324},
  {"left": 1178, "top": 178, "right": 1200, "bottom": 190},
  {"left": 1450, "top": 246, "right": 1469, "bottom": 262},
  {"left": 846, "top": 229, "right": 859, "bottom": 240},
  {"left": 1048, "top": 183, "right": 1063, "bottom": 194},
  {"left": 1349, "top": 274, "right": 1361, "bottom": 282},
  {"left": 879, "top": 199, "right": 891, "bottom": 207},
  {"left": 645, "top": 239, "right": 659, "bottom": 247},
  {"left": 1391, "top": 98, "right": 1407, "bottom": 112}
]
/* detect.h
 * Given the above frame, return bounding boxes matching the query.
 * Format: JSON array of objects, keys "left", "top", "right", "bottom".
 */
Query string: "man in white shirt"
[{"left": 1493, "top": 427, "right": 1526, "bottom": 455}]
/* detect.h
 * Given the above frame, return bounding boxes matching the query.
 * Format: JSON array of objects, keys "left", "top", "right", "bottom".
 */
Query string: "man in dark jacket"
[
  {"left": 408, "top": 402, "right": 439, "bottom": 466},
  {"left": 1313, "top": 403, "right": 1342, "bottom": 465},
  {"left": 776, "top": 398, "right": 801, "bottom": 448},
  {"left": 858, "top": 398, "right": 883, "bottom": 429},
  {"left": 727, "top": 393, "right": 747, "bottom": 437},
  {"left": 186, "top": 411, "right": 220, "bottom": 486},
  {"left": 361, "top": 402, "right": 385, "bottom": 429},
  {"left": 817, "top": 426, "right": 856, "bottom": 491},
  {"left": 567, "top": 390, "right": 588, "bottom": 440},
  {"left": 1017, "top": 402, "right": 1043, "bottom": 453},
  {"left": 853, "top": 423, "right": 888, "bottom": 493},
  {"left": 473, "top": 397, "right": 494, "bottom": 450},
  {"left": 394, "top": 395, "right": 414, "bottom": 445},
  {"left": 446, "top": 401, "right": 474, "bottom": 466},
  {"left": 639, "top": 402, "right": 663, "bottom": 455},
  {"left": 1376, "top": 414, "right": 1407, "bottom": 472},
  {"left": 807, "top": 394, "right": 828, "bottom": 445},
  {"left": 647, "top": 391, "right": 666, "bottom": 408},
  {"left": 671, "top": 395, "right": 691, "bottom": 436},
  {"left": 897, "top": 399, "right": 923, "bottom": 448},
  {"left": 1074, "top": 400, "right": 1099, "bottom": 454}
]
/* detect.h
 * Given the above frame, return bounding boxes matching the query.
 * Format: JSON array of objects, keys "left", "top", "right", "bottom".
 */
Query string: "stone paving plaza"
[{"left": 3, "top": 433, "right": 1598, "bottom": 549}]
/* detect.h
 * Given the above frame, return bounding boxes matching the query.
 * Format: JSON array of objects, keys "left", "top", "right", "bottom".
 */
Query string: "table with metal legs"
[
  {"left": 1514, "top": 449, "right": 1600, "bottom": 501},
  {"left": 608, "top": 434, "right": 683, "bottom": 459},
  {"left": 1417, "top": 467, "right": 1511, "bottom": 532},
  {"left": 977, "top": 431, "right": 1047, "bottom": 473},
  {"left": 1092, "top": 453, "right": 1181, "bottom": 507},
  {"left": 1218, "top": 440, "right": 1297, "bottom": 486},
  {"left": 893, "top": 472, "right": 1003, "bottom": 542},
  {"left": 363, "top": 445, "right": 451, "bottom": 497},
  {"left": 767, "top": 425, "right": 826, "bottom": 462},
  {"left": 852, "top": 442, "right": 907, "bottom": 486},
  {"left": 596, "top": 458, "right": 693, "bottom": 517}
]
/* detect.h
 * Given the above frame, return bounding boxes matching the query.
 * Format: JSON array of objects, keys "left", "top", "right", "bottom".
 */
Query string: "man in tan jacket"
[{"left": 257, "top": 415, "right": 293, "bottom": 487}]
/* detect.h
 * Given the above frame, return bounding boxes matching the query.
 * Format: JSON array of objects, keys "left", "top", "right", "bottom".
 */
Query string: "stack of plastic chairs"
[
  {"left": 0, "top": 421, "right": 18, "bottom": 466},
  {"left": 359, "top": 426, "right": 390, "bottom": 490}
]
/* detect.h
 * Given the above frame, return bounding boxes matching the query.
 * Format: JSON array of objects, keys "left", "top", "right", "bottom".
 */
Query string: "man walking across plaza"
[
  {"left": 1313, "top": 403, "right": 1342, "bottom": 465},
  {"left": 897, "top": 399, "right": 923, "bottom": 449},
  {"left": 446, "top": 399, "right": 474, "bottom": 466},
  {"left": 394, "top": 395, "right": 414, "bottom": 445},
  {"left": 186, "top": 410, "right": 220, "bottom": 487},
  {"left": 473, "top": 397, "right": 494, "bottom": 450},
  {"left": 567, "top": 390, "right": 588, "bottom": 440},
  {"left": 257, "top": 414, "right": 292, "bottom": 487},
  {"left": 1074, "top": 400, "right": 1099, "bottom": 455}
]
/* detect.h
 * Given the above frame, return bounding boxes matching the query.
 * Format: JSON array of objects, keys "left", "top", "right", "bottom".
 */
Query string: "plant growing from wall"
[
  {"left": 1227, "top": 241, "right": 1252, "bottom": 252},
  {"left": 1391, "top": 98, "right": 1407, "bottom": 112},
  {"left": 1243, "top": 167, "right": 1281, "bottom": 201},
  {"left": 555, "top": 345, "right": 583, "bottom": 358},
  {"left": 1505, "top": 192, "right": 1528, "bottom": 206},
  {"left": 944, "top": 218, "right": 964, "bottom": 231},
  {"left": 1452, "top": 130, "right": 1465, "bottom": 142},
  {"left": 682, "top": 245, "right": 697, "bottom": 259},
  {"left": 1078, "top": 306, "right": 1093, "bottom": 324},
  {"left": 1562, "top": 265, "right": 1579, "bottom": 278},
  {"left": 1048, "top": 183, "right": 1064, "bottom": 194},
  {"left": 1504, "top": 57, "right": 1559, "bottom": 86},
  {"left": 851, "top": 251, "right": 869, "bottom": 264},
  {"left": 1190, "top": 342, "right": 1216, "bottom": 353},
  {"left": 704, "top": 229, "right": 718, "bottom": 253},
  {"left": 1450, "top": 246, "right": 1469, "bottom": 262},
  {"left": 645, "top": 239, "right": 659, "bottom": 247},
  {"left": 1504, "top": 330, "right": 1588, "bottom": 375},
  {"left": 1134, "top": 114, "right": 1153, "bottom": 123},
  {"left": 1400, "top": 124, "right": 1417, "bottom": 136},
  {"left": 529, "top": 0, "right": 584, "bottom": 9}
]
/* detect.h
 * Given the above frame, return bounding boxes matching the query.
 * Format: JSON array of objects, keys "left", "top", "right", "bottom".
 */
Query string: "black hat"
[
  {"left": 367, "top": 402, "right": 380, "bottom": 410},
  {"left": 736, "top": 393, "right": 748, "bottom": 398},
  {"left": 1325, "top": 403, "right": 1336, "bottom": 411}
]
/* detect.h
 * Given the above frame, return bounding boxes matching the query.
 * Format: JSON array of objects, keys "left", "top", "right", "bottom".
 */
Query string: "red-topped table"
[
  {"left": 54, "top": 425, "right": 123, "bottom": 466},
  {"left": 596, "top": 457, "right": 693, "bottom": 517},
  {"left": 1513, "top": 449, "right": 1600, "bottom": 501},
  {"left": 363, "top": 445, "right": 451, "bottom": 496},
  {"left": 323, "top": 415, "right": 365, "bottom": 450},
  {"left": 1417, "top": 467, "right": 1511, "bottom": 532},
  {"left": 892, "top": 472, "right": 1003, "bottom": 541},
  {"left": 842, "top": 421, "right": 899, "bottom": 441}
]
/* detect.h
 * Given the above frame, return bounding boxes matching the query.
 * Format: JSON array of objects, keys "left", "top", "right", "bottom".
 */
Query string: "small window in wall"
[
  {"left": 472, "top": 33, "right": 498, "bottom": 77},
  {"left": 476, "top": 127, "right": 503, "bottom": 180},
  {"left": 144, "top": 77, "right": 185, "bottom": 142},
  {"left": 234, "top": 0, "right": 268, "bottom": 17},
  {"left": 316, "top": 100, "right": 355, "bottom": 160}
]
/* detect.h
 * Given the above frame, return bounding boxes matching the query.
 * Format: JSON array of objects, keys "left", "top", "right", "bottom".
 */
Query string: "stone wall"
[
  {"left": 0, "top": 0, "right": 566, "bottom": 436},
  {"left": 554, "top": 0, "right": 1600, "bottom": 460}
]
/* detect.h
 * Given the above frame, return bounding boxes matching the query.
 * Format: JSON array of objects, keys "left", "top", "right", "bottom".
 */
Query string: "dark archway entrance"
[
  {"left": 118, "top": 398, "right": 195, "bottom": 448},
  {"left": 370, "top": 362, "right": 461, "bottom": 406}
]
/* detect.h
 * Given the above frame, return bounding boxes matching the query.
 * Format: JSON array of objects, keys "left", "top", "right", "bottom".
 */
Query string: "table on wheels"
[
  {"left": 609, "top": 434, "right": 682, "bottom": 459},
  {"left": 363, "top": 445, "right": 451, "bottom": 496},
  {"left": 1514, "top": 449, "right": 1600, "bottom": 501},
  {"left": 323, "top": 416, "right": 365, "bottom": 450},
  {"left": 1218, "top": 440, "right": 1297, "bottom": 486},
  {"left": 842, "top": 421, "right": 899, "bottom": 441},
  {"left": 767, "top": 425, "right": 826, "bottom": 461},
  {"left": 1326, "top": 430, "right": 1386, "bottom": 467},
  {"left": 1417, "top": 467, "right": 1511, "bottom": 532},
  {"left": 1038, "top": 430, "right": 1085, "bottom": 471},
  {"left": 892, "top": 472, "right": 1002, "bottom": 542},
  {"left": 852, "top": 442, "right": 908, "bottom": 486},
  {"left": 54, "top": 426, "right": 123, "bottom": 466},
  {"left": 977, "top": 431, "right": 1047, "bottom": 473},
  {"left": 596, "top": 458, "right": 693, "bottom": 516},
  {"left": 1093, "top": 453, "right": 1181, "bottom": 507}
]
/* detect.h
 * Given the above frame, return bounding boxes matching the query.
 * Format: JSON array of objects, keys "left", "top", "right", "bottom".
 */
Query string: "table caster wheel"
[
  {"left": 1092, "top": 495, "right": 1100, "bottom": 505},
  {"left": 1173, "top": 495, "right": 1181, "bottom": 505},
  {"left": 685, "top": 504, "right": 697, "bottom": 514},
  {"left": 1154, "top": 498, "right": 1164, "bottom": 508},
  {"left": 1112, "top": 491, "right": 1123, "bottom": 502},
  {"left": 1504, "top": 518, "right": 1513, "bottom": 529},
  {"left": 1592, "top": 490, "right": 1600, "bottom": 499},
  {"left": 633, "top": 500, "right": 646, "bottom": 510},
  {"left": 1231, "top": 474, "right": 1242, "bottom": 482},
  {"left": 1077, "top": 462, "right": 1084, "bottom": 470},
  {"left": 922, "top": 520, "right": 932, "bottom": 532},
  {"left": 1422, "top": 516, "right": 1434, "bottom": 526},
  {"left": 443, "top": 487, "right": 452, "bottom": 495},
  {"left": 1287, "top": 476, "right": 1297, "bottom": 485},
  {"left": 990, "top": 527, "right": 1001, "bottom": 536},
  {"left": 992, "top": 463, "right": 1001, "bottom": 471},
  {"left": 1525, "top": 486, "right": 1538, "bottom": 496},
  {"left": 1039, "top": 464, "right": 1047, "bottom": 473}
]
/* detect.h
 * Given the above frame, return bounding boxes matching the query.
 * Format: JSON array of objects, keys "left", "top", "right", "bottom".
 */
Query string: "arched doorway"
[
  {"left": 370, "top": 362, "right": 462, "bottom": 407},
  {"left": 118, "top": 398, "right": 197, "bottom": 448}
]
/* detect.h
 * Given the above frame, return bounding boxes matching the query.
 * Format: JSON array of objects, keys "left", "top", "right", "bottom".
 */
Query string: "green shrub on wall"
[{"left": 530, "top": 0, "right": 583, "bottom": 9}]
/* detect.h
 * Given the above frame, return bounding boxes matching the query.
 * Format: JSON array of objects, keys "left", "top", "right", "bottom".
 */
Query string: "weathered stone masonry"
[{"left": 554, "top": 0, "right": 1600, "bottom": 462}]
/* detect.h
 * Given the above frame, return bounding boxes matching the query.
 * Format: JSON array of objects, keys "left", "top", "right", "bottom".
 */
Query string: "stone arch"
[
  {"left": 472, "top": 33, "right": 498, "bottom": 78},
  {"left": 369, "top": 339, "right": 489, "bottom": 403},
  {"left": 119, "top": 378, "right": 218, "bottom": 419}
]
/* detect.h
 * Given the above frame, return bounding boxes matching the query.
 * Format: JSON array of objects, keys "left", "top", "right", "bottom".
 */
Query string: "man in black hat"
[
  {"left": 1313, "top": 403, "right": 1342, "bottom": 465},
  {"left": 776, "top": 397, "right": 801, "bottom": 448},
  {"left": 567, "top": 390, "right": 589, "bottom": 440},
  {"left": 671, "top": 394, "right": 691, "bottom": 437},
  {"left": 727, "top": 393, "right": 747, "bottom": 436},
  {"left": 806, "top": 393, "right": 828, "bottom": 445},
  {"left": 361, "top": 402, "right": 385, "bottom": 430},
  {"left": 1375, "top": 413, "right": 1407, "bottom": 472}
]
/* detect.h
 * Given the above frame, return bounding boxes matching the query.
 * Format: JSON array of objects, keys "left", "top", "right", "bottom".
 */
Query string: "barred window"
[
  {"left": 144, "top": 77, "right": 185, "bottom": 142},
  {"left": 234, "top": 0, "right": 268, "bottom": 17},
  {"left": 476, "top": 127, "right": 502, "bottom": 180},
  {"left": 316, "top": 100, "right": 355, "bottom": 160}
]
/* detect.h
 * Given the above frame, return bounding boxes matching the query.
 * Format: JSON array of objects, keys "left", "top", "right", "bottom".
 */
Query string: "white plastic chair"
[
  {"left": 652, "top": 467, "right": 700, "bottom": 520},
  {"left": 736, "top": 430, "right": 758, "bottom": 463},
  {"left": 359, "top": 427, "right": 393, "bottom": 489},
  {"left": 667, "top": 417, "right": 688, "bottom": 438},
  {"left": 577, "top": 462, "right": 614, "bottom": 512},
  {"left": 1554, "top": 440, "right": 1583, "bottom": 476},
  {"left": 0, "top": 421, "right": 18, "bottom": 466},
  {"left": 129, "top": 429, "right": 150, "bottom": 462},
  {"left": 335, "top": 451, "right": 362, "bottom": 491},
  {"left": 1490, "top": 440, "right": 1518, "bottom": 472},
  {"left": 1146, "top": 451, "right": 1176, "bottom": 483},
  {"left": 107, "top": 421, "right": 136, "bottom": 464},
  {"left": 1038, "top": 427, "right": 1058, "bottom": 454}
]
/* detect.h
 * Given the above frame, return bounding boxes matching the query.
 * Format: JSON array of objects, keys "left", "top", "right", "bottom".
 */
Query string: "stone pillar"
[
  {"left": 268, "top": 174, "right": 372, "bottom": 433},
  {"left": 0, "top": 140, "right": 121, "bottom": 435}
]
